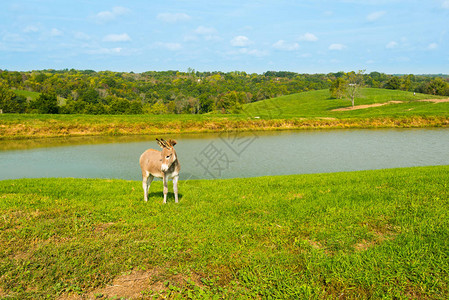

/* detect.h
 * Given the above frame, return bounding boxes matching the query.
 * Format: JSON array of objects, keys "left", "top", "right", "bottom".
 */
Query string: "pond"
[{"left": 1, "top": 128, "right": 449, "bottom": 181}]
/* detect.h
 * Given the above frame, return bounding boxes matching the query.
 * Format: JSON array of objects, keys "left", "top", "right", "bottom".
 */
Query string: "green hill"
[
  {"left": 13, "top": 89, "right": 41, "bottom": 101},
  {"left": 242, "top": 88, "right": 449, "bottom": 119},
  {"left": 13, "top": 89, "right": 67, "bottom": 106}
]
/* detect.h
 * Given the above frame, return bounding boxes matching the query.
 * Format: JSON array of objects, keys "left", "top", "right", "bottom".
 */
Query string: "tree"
[
  {"left": 127, "top": 101, "right": 143, "bottom": 114},
  {"left": 80, "top": 88, "right": 100, "bottom": 104},
  {"left": 148, "top": 101, "right": 168, "bottom": 114},
  {"left": 329, "top": 77, "right": 347, "bottom": 99},
  {"left": 345, "top": 70, "right": 365, "bottom": 107},
  {"left": 385, "top": 76, "right": 401, "bottom": 90},
  {"left": 0, "top": 82, "right": 16, "bottom": 113},
  {"left": 29, "top": 93, "right": 59, "bottom": 114},
  {"left": 60, "top": 99, "right": 86, "bottom": 114},
  {"left": 2, "top": 95, "right": 27, "bottom": 113},
  {"left": 426, "top": 78, "right": 449, "bottom": 96},
  {"left": 109, "top": 98, "right": 131, "bottom": 114},
  {"left": 199, "top": 95, "right": 214, "bottom": 113},
  {"left": 216, "top": 91, "right": 243, "bottom": 113},
  {"left": 401, "top": 75, "right": 413, "bottom": 91},
  {"left": 0, "top": 82, "right": 28, "bottom": 113},
  {"left": 83, "top": 103, "right": 107, "bottom": 115}
]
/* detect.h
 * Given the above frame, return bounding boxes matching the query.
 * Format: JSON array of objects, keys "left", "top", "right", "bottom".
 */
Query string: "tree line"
[{"left": 0, "top": 69, "right": 448, "bottom": 114}]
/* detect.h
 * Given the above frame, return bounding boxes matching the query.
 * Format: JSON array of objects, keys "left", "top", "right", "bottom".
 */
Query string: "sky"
[{"left": 1, "top": 0, "right": 449, "bottom": 74}]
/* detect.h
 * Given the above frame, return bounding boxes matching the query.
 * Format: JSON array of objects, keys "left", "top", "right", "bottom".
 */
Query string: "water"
[{"left": 1, "top": 128, "right": 449, "bottom": 181}]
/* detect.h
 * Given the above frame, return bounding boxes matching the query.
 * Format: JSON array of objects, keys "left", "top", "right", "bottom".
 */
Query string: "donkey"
[{"left": 139, "top": 138, "right": 181, "bottom": 203}]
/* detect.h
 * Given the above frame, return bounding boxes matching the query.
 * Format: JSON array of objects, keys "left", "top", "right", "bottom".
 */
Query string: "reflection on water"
[
  {"left": 1, "top": 128, "right": 449, "bottom": 181},
  {"left": 0, "top": 133, "right": 218, "bottom": 151}
]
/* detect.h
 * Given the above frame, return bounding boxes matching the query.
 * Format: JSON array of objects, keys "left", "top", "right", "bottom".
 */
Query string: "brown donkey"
[{"left": 139, "top": 138, "right": 181, "bottom": 203}]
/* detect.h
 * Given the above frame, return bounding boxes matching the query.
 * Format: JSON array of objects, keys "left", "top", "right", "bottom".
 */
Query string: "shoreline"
[{"left": 1, "top": 116, "right": 449, "bottom": 140}]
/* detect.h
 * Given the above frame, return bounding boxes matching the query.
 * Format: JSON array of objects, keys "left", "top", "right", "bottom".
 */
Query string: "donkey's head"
[{"left": 156, "top": 138, "right": 177, "bottom": 172}]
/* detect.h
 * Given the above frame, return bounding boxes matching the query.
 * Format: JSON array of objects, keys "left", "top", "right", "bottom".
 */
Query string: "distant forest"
[{"left": 1, "top": 69, "right": 448, "bottom": 114}]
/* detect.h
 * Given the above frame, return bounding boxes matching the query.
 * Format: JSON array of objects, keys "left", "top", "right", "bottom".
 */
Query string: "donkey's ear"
[
  {"left": 156, "top": 138, "right": 165, "bottom": 148},
  {"left": 168, "top": 139, "right": 177, "bottom": 147}
]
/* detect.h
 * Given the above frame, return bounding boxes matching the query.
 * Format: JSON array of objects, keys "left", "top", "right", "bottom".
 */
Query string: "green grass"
[
  {"left": 1, "top": 166, "right": 448, "bottom": 298},
  {"left": 12, "top": 90, "right": 41, "bottom": 101},
  {"left": 13, "top": 89, "right": 68, "bottom": 105},
  {"left": 242, "top": 88, "right": 449, "bottom": 118}
]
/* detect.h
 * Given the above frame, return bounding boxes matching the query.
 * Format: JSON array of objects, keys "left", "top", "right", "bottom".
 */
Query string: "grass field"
[
  {"left": 1, "top": 166, "right": 448, "bottom": 298},
  {"left": 12, "top": 89, "right": 66, "bottom": 106},
  {"left": 242, "top": 88, "right": 449, "bottom": 118},
  {"left": 12, "top": 90, "right": 41, "bottom": 101},
  {"left": 1, "top": 88, "right": 449, "bottom": 139}
]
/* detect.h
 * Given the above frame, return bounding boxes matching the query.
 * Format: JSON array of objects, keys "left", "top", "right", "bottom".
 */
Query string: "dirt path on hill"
[{"left": 332, "top": 98, "right": 449, "bottom": 111}]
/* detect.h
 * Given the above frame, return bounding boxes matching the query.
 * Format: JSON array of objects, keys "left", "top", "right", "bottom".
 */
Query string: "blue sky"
[{"left": 1, "top": 0, "right": 449, "bottom": 74}]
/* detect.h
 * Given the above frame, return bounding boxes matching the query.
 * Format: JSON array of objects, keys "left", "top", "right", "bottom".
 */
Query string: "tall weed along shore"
[{"left": 1, "top": 115, "right": 449, "bottom": 140}]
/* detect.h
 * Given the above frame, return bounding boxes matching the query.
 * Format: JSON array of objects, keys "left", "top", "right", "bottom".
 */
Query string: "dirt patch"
[
  {"left": 332, "top": 101, "right": 403, "bottom": 111},
  {"left": 59, "top": 268, "right": 204, "bottom": 299},
  {"left": 417, "top": 98, "right": 449, "bottom": 103},
  {"left": 92, "top": 269, "right": 162, "bottom": 299},
  {"left": 332, "top": 98, "right": 449, "bottom": 112},
  {"left": 354, "top": 228, "right": 397, "bottom": 252}
]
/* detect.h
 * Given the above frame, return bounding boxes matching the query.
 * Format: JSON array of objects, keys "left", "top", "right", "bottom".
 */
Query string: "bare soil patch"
[
  {"left": 59, "top": 268, "right": 204, "bottom": 300},
  {"left": 332, "top": 101, "right": 403, "bottom": 111},
  {"left": 354, "top": 226, "right": 397, "bottom": 252},
  {"left": 417, "top": 98, "right": 449, "bottom": 103},
  {"left": 332, "top": 98, "right": 449, "bottom": 112}
]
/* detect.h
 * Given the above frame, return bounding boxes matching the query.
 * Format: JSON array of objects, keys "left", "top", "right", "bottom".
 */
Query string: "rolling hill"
[{"left": 242, "top": 88, "right": 449, "bottom": 119}]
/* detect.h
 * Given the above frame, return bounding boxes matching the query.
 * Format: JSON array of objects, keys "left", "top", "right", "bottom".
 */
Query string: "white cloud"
[
  {"left": 103, "top": 33, "right": 131, "bottom": 42},
  {"left": 2, "top": 33, "right": 25, "bottom": 42},
  {"left": 272, "top": 40, "right": 299, "bottom": 51},
  {"left": 442, "top": 1, "right": 449, "bottom": 9},
  {"left": 192, "top": 26, "right": 220, "bottom": 41},
  {"left": 427, "top": 43, "right": 438, "bottom": 50},
  {"left": 87, "top": 47, "right": 123, "bottom": 55},
  {"left": 183, "top": 35, "right": 197, "bottom": 42},
  {"left": 240, "top": 48, "right": 267, "bottom": 57},
  {"left": 23, "top": 25, "right": 39, "bottom": 33},
  {"left": 50, "top": 28, "right": 63, "bottom": 37},
  {"left": 95, "top": 6, "right": 130, "bottom": 23},
  {"left": 298, "top": 33, "right": 318, "bottom": 42},
  {"left": 195, "top": 26, "right": 217, "bottom": 35},
  {"left": 329, "top": 43, "right": 346, "bottom": 50},
  {"left": 157, "top": 13, "right": 191, "bottom": 23},
  {"left": 229, "top": 48, "right": 267, "bottom": 57},
  {"left": 386, "top": 41, "right": 398, "bottom": 49},
  {"left": 366, "top": 11, "right": 386, "bottom": 22},
  {"left": 74, "top": 32, "right": 90, "bottom": 40},
  {"left": 231, "top": 35, "right": 252, "bottom": 47},
  {"left": 154, "top": 42, "right": 182, "bottom": 51}
]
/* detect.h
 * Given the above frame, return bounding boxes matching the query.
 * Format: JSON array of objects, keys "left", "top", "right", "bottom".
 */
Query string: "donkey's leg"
[
  {"left": 142, "top": 175, "right": 148, "bottom": 202},
  {"left": 163, "top": 174, "right": 168, "bottom": 204},
  {"left": 142, "top": 174, "right": 154, "bottom": 202},
  {"left": 173, "top": 175, "right": 179, "bottom": 203}
]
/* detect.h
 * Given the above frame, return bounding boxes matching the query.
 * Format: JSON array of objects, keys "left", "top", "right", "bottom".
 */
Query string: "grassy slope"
[
  {"left": 1, "top": 88, "right": 449, "bottom": 139},
  {"left": 1, "top": 166, "right": 448, "bottom": 298},
  {"left": 242, "top": 88, "right": 449, "bottom": 118},
  {"left": 13, "top": 89, "right": 66, "bottom": 105},
  {"left": 12, "top": 90, "right": 41, "bottom": 101}
]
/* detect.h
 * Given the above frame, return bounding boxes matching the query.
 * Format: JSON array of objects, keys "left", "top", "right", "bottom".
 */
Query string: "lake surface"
[{"left": 1, "top": 128, "right": 449, "bottom": 181}]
